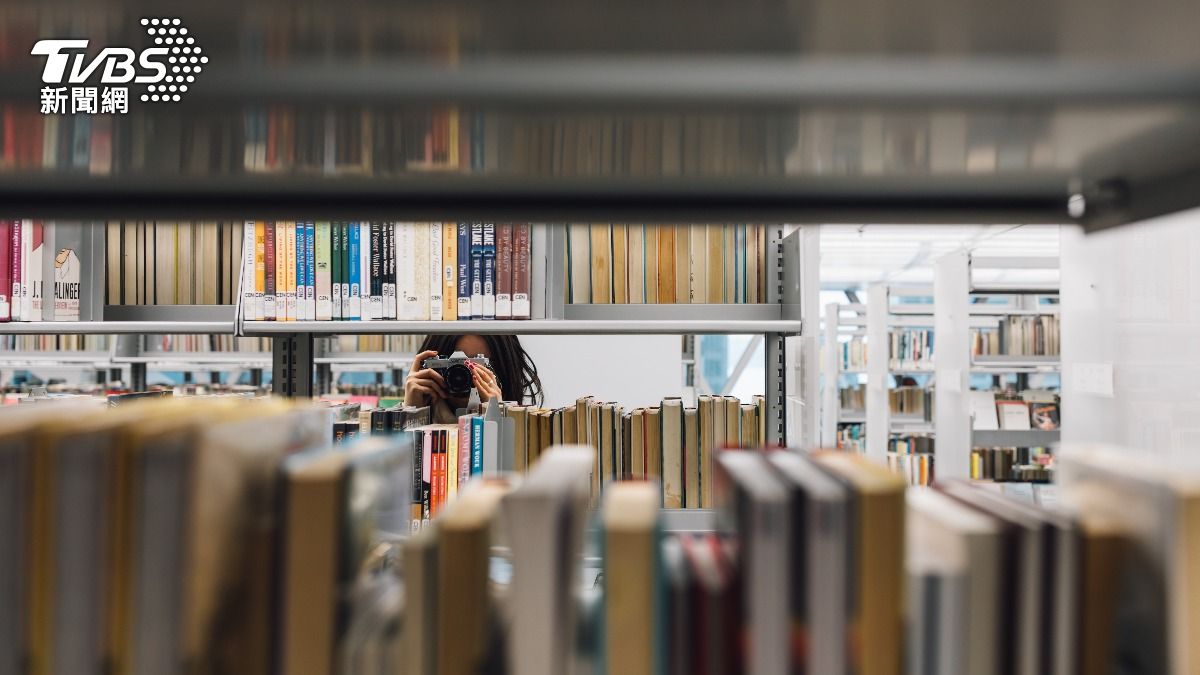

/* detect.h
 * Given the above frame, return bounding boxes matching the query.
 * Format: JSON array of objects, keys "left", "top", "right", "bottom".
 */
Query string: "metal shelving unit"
[
  {"left": 820, "top": 302, "right": 867, "bottom": 447},
  {"left": 971, "top": 429, "right": 1061, "bottom": 447}
]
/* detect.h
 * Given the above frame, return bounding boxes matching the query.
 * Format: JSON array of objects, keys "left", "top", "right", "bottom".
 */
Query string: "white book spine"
[
  {"left": 413, "top": 224, "right": 430, "bottom": 320},
  {"left": 398, "top": 223, "right": 420, "bottom": 320},
  {"left": 241, "top": 220, "right": 258, "bottom": 320},
  {"left": 315, "top": 223, "right": 332, "bottom": 321},
  {"left": 530, "top": 224, "right": 547, "bottom": 319},
  {"left": 285, "top": 225, "right": 297, "bottom": 321},
  {"left": 429, "top": 223, "right": 443, "bottom": 321}
]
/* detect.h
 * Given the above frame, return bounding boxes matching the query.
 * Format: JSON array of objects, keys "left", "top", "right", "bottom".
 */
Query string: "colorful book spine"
[
  {"left": 331, "top": 221, "right": 343, "bottom": 320},
  {"left": 359, "top": 223, "right": 370, "bottom": 319},
  {"left": 241, "top": 220, "right": 258, "bottom": 320},
  {"left": 512, "top": 223, "right": 531, "bottom": 319},
  {"left": 411, "top": 428, "right": 424, "bottom": 532},
  {"left": 9, "top": 219, "right": 20, "bottom": 322},
  {"left": 495, "top": 223, "right": 512, "bottom": 320},
  {"left": 430, "top": 430, "right": 442, "bottom": 518},
  {"left": 457, "top": 223, "right": 471, "bottom": 320},
  {"left": 347, "top": 222, "right": 361, "bottom": 319},
  {"left": 446, "top": 427, "right": 458, "bottom": 499},
  {"left": 284, "top": 220, "right": 296, "bottom": 319},
  {"left": 458, "top": 415, "right": 471, "bottom": 485},
  {"left": 263, "top": 221, "right": 276, "bottom": 320},
  {"left": 304, "top": 221, "right": 315, "bottom": 320},
  {"left": 315, "top": 222, "right": 332, "bottom": 320},
  {"left": 482, "top": 222, "right": 496, "bottom": 319},
  {"left": 21, "top": 220, "right": 32, "bottom": 320},
  {"left": 289, "top": 221, "right": 300, "bottom": 321},
  {"left": 442, "top": 222, "right": 457, "bottom": 320},
  {"left": 275, "top": 222, "right": 287, "bottom": 320},
  {"left": 369, "top": 221, "right": 383, "bottom": 320},
  {"left": 470, "top": 222, "right": 484, "bottom": 319},
  {"left": 421, "top": 428, "right": 432, "bottom": 523},
  {"left": 470, "top": 415, "right": 484, "bottom": 475},
  {"left": 0, "top": 221, "right": 9, "bottom": 321},
  {"left": 254, "top": 222, "right": 265, "bottom": 320},
  {"left": 429, "top": 223, "right": 443, "bottom": 321}
]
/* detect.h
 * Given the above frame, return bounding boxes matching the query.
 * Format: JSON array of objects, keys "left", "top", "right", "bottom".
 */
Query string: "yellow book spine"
[{"left": 442, "top": 222, "right": 457, "bottom": 320}]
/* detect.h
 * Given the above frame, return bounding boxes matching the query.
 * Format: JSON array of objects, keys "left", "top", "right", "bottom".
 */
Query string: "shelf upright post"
[
  {"left": 765, "top": 224, "right": 788, "bottom": 445},
  {"left": 131, "top": 362, "right": 146, "bottom": 392},
  {"left": 272, "top": 334, "right": 315, "bottom": 398},
  {"left": 934, "top": 250, "right": 971, "bottom": 479},
  {"left": 821, "top": 303, "right": 840, "bottom": 447},
  {"left": 865, "top": 285, "right": 890, "bottom": 461}
]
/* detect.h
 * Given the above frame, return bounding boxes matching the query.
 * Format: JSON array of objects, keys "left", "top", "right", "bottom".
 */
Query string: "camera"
[{"left": 422, "top": 351, "right": 491, "bottom": 397}]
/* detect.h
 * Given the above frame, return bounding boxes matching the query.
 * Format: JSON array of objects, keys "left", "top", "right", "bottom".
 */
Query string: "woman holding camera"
[{"left": 404, "top": 334, "right": 544, "bottom": 423}]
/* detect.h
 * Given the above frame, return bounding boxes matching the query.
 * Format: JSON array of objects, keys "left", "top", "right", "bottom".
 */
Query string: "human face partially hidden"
[{"left": 446, "top": 335, "right": 494, "bottom": 410}]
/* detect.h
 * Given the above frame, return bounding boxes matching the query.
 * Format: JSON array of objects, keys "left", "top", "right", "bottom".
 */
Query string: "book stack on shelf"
[
  {"left": 241, "top": 222, "right": 534, "bottom": 322},
  {"left": 566, "top": 223, "right": 767, "bottom": 304},
  {"left": 889, "top": 328, "right": 934, "bottom": 370},
  {"left": 0, "top": 335, "right": 110, "bottom": 352},
  {"left": 105, "top": 221, "right": 245, "bottom": 306},
  {"left": 504, "top": 394, "right": 767, "bottom": 508},
  {"left": 144, "top": 334, "right": 272, "bottom": 353},
  {"left": 0, "top": 220, "right": 94, "bottom": 322},
  {"left": 839, "top": 384, "right": 865, "bottom": 415},
  {"left": 972, "top": 314, "right": 1060, "bottom": 358},
  {"left": 328, "top": 335, "right": 424, "bottom": 355},
  {"left": 840, "top": 336, "right": 867, "bottom": 371},
  {"left": 969, "top": 389, "right": 1059, "bottom": 482}
]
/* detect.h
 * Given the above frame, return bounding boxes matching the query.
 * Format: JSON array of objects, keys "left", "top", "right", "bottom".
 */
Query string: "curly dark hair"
[{"left": 417, "top": 334, "right": 544, "bottom": 406}]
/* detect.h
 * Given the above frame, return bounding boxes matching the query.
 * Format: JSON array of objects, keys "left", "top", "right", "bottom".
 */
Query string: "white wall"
[
  {"left": 1061, "top": 210, "right": 1200, "bottom": 455},
  {"left": 520, "top": 334, "right": 684, "bottom": 409}
]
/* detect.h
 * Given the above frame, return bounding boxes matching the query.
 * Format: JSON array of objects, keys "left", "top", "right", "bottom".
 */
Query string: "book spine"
[
  {"left": 274, "top": 222, "right": 286, "bottom": 319},
  {"left": 430, "top": 430, "right": 442, "bottom": 518},
  {"left": 282, "top": 223, "right": 294, "bottom": 320},
  {"left": 305, "top": 222, "right": 315, "bottom": 319},
  {"left": 347, "top": 222, "right": 361, "bottom": 319},
  {"left": 396, "top": 223, "right": 415, "bottom": 320},
  {"left": 369, "top": 221, "right": 382, "bottom": 320},
  {"left": 315, "top": 222, "right": 331, "bottom": 320},
  {"left": 482, "top": 222, "right": 496, "bottom": 319},
  {"left": 411, "top": 429, "right": 424, "bottom": 532},
  {"left": 341, "top": 222, "right": 352, "bottom": 319},
  {"left": 442, "top": 222, "right": 457, "bottom": 320},
  {"left": 20, "top": 220, "right": 31, "bottom": 320},
  {"left": 421, "top": 428, "right": 432, "bottom": 524},
  {"left": 254, "top": 222, "right": 266, "bottom": 320},
  {"left": 446, "top": 428, "right": 458, "bottom": 499},
  {"left": 360, "top": 223, "right": 370, "bottom": 318},
  {"left": 241, "top": 220, "right": 258, "bottom": 320},
  {"left": 495, "top": 223, "right": 512, "bottom": 319},
  {"left": 457, "top": 415, "right": 471, "bottom": 486},
  {"left": 413, "top": 225, "right": 430, "bottom": 320},
  {"left": 293, "top": 222, "right": 304, "bottom": 320},
  {"left": 470, "top": 222, "right": 484, "bottom": 318},
  {"left": 530, "top": 224, "right": 546, "bottom": 319},
  {"left": 331, "top": 222, "right": 342, "bottom": 319},
  {"left": 429, "top": 223, "right": 443, "bottom": 321},
  {"left": 263, "top": 221, "right": 276, "bottom": 320},
  {"left": 383, "top": 222, "right": 395, "bottom": 319},
  {"left": 512, "top": 223, "right": 530, "bottom": 319},
  {"left": 471, "top": 415, "right": 484, "bottom": 475},
  {"left": 0, "top": 221, "right": 8, "bottom": 321},
  {"left": 457, "top": 223, "right": 471, "bottom": 319},
  {"left": 8, "top": 219, "right": 19, "bottom": 322}
]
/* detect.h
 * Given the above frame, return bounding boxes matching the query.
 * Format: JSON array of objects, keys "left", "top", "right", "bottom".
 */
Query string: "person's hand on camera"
[
  {"left": 404, "top": 349, "right": 448, "bottom": 405},
  {"left": 469, "top": 360, "right": 502, "bottom": 403}
]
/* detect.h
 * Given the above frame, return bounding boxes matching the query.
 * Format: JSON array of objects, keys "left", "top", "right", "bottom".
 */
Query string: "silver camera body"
[{"left": 422, "top": 350, "right": 491, "bottom": 396}]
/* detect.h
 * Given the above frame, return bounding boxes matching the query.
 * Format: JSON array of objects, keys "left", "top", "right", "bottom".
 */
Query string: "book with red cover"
[
  {"left": 496, "top": 223, "right": 513, "bottom": 319},
  {"left": 9, "top": 219, "right": 19, "bottom": 321},
  {"left": 512, "top": 223, "right": 530, "bottom": 319},
  {"left": 0, "top": 220, "right": 9, "bottom": 321}
]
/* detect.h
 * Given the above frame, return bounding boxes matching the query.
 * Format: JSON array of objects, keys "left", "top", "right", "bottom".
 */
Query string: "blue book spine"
[
  {"left": 305, "top": 222, "right": 315, "bottom": 315},
  {"left": 457, "top": 223, "right": 471, "bottom": 319},
  {"left": 482, "top": 222, "right": 496, "bottom": 319},
  {"left": 470, "top": 223, "right": 484, "bottom": 319},
  {"left": 470, "top": 416, "right": 484, "bottom": 475},
  {"left": 348, "top": 222, "right": 361, "bottom": 319}
]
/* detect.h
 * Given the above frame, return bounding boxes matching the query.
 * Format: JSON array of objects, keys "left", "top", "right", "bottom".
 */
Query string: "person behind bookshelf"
[{"left": 405, "top": 334, "right": 544, "bottom": 423}]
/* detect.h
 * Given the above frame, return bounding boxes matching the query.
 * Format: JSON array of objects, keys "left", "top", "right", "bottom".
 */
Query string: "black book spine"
[{"left": 370, "top": 221, "right": 382, "bottom": 311}]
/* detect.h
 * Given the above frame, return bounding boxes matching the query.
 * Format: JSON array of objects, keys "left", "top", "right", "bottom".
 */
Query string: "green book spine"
[{"left": 315, "top": 221, "right": 332, "bottom": 320}]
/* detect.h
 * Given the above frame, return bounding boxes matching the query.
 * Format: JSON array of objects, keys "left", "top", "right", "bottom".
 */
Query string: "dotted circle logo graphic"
[{"left": 138, "top": 17, "right": 206, "bottom": 103}]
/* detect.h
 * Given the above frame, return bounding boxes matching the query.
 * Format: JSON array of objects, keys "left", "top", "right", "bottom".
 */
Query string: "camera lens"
[{"left": 445, "top": 363, "right": 472, "bottom": 395}]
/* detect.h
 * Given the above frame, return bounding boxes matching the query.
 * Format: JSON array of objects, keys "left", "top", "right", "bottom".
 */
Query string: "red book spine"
[
  {"left": 512, "top": 223, "right": 530, "bottom": 319},
  {"left": 0, "top": 220, "right": 10, "bottom": 321},
  {"left": 9, "top": 219, "right": 19, "bottom": 321},
  {"left": 495, "top": 223, "right": 513, "bottom": 319},
  {"left": 430, "top": 430, "right": 442, "bottom": 518}
]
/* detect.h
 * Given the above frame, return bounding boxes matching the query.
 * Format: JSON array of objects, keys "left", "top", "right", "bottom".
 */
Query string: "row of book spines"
[
  {"left": 243, "top": 221, "right": 532, "bottom": 321},
  {"left": 410, "top": 420, "right": 486, "bottom": 531},
  {"left": 890, "top": 330, "right": 933, "bottom": 360},
  {"left": 243, "top": 106, "right": 465, "bottom": 174},
  {"left": 971, "top": 316, "right": 1061, "bottom": 355},
  {"left": 887, "top": 452, "right": 934, "bottom": 485},
  {"left": 566, "top": 223, "right": 767, "bottom": 305},
  {"left": 106, "top": 221, "right": 244, "bottom": 306},
  {"left": 0, "top": 219, "right": 46, "bottom": 322}
]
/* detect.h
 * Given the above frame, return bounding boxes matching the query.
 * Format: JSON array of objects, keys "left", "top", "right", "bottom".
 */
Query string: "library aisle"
[{"left": 3, "top": 1, "right": 1200, "bottom": 674}]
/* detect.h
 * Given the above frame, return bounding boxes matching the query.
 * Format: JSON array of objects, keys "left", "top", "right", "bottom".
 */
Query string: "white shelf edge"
[
  {"left": 242, "top": 319, "right": 803, "bottom": 336},
  {"left": 0, "top": 321, "right": 234, "bottom": 335}
]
